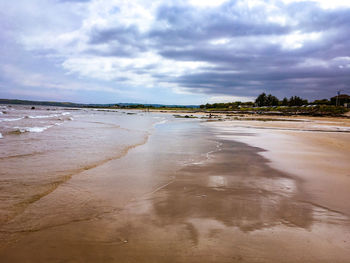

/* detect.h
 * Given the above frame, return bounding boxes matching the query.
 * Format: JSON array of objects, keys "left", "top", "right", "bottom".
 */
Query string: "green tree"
[
  {"left": 281, "top": 97, "right": 289, "bottom": 106},
  {"left": 266, "top": 94, "right": 279, "bottom": 106},
  {"left": 289, "top": 96, "right": 307, "bottom": 106},
  {"left": 255, "top": 93, "right": 267, "bottom": 106},
  {"left": 312, "top": 99, "right": 330, "bottom": 105}
]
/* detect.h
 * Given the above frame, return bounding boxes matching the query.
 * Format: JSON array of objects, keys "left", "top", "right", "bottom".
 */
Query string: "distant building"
[{"left": 330, "top": 94, "right": 350, "bottom": 107}]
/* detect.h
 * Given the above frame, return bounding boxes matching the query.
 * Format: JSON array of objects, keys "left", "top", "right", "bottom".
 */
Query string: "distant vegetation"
[
  {"left": 0, "top": 99, "right": 197, "bottom": 110},
  {"left": 0, "top": 99, "right": 111, "bottom": 108},
  {"left": 199, "top": 93, "right": 349, "bottom": 116},
  {"left": 200, "top": 93, "right": 321, "bottom": 109},
  {"left": 115, "top": 103, "right": 198, "bottom": 109}
]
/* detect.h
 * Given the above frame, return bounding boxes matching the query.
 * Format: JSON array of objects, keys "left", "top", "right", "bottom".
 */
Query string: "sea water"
[
  {"left": 0, "top": 105, "right": 215, "bottom": 226},
  {"left": 0, "top": 105, "right": 165, "bottom": 224}
]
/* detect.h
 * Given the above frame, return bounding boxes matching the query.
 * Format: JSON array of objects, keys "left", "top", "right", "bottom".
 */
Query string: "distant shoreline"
[
  {"left": 0, "top": 99, "right": 198, "bottom": 109},
  {"left": 1, "top": 98, "right": 349, "bottom": 117}
]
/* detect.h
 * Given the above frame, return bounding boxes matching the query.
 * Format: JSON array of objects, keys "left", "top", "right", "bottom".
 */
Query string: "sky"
[{"left": 0, "top": 0, "right": 350, "bottom": 105}]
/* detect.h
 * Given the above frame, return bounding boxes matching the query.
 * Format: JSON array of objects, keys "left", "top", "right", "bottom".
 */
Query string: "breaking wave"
[
  {"left": 25, "top": 112, "right": 70, "bottom": 119},
  {"left": 0, "top": 117, "right": 24, "bottom": 122},
  {"left": 13, "top": 125, "right": 54, "bottom": 134}
]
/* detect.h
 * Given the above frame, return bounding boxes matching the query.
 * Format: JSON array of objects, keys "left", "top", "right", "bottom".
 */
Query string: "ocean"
[{"left": 0, "top": 105, "right": 215, "bottom": 228}]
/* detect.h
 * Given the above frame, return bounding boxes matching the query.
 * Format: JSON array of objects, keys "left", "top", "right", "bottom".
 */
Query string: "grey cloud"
[
  {"left": 86, "top": 25, "right": 148, "bottom": 57},
  {"left": 26, "top": 0, "right": 350, "bottom": 100},
  {"left": 166, "top": 66, "right": 350, "bottom": 98},
  {"left": 144, "top": 1, "right": 350, "bottom": 99},
  {"left": 89, "top": 26, "right": 140, "bottom": 45},
  {"left": 286, "top": 2, "right": 350, "bottom": 32},
  {"left": 149, "top": 3, "right": 291, "bottom": 46}
]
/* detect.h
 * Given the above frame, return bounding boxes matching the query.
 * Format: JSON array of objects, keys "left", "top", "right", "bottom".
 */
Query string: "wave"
[
  {"left": 309, "top": 125, "right": 350, "bottom": 132},
  {"left": 0, "top": 151, "right": 45, "bottom": 160},
  {"left": 13, "top": 125, "right": 53, "bottom": 134},
  {"left": 26, "top": 114, "right": 58, "bottom": 119},
  {"left": 187, "top": 141, "right": 223, "bottom": 166},
  {"left": 154, "top": 119, "right": 168, "bottom": 126},
  {"left": 0, "top": 117, "right": 24, "bottom": 122},
  {"left": 25, "top": 112, "right": 71, "bottom": 119},
  {"left": 26, "top": 115, "right": 54, "bottom": 119},
  {"left": 2, "top": 132, "right": 151, "bottom": 227}
]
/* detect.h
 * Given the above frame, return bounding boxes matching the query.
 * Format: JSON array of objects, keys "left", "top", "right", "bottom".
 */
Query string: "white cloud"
[
  {"left": 62, "top": 52, "right": 211, "bottom": 87},
  {"left": 281, "top": 0, "right": 350, "bottom": 9},
  {"left": 280, "top": 31, "right": 322, "bottom": 50},
  {"left": 210, "top": 38, "right": 231, "bottom": 45},
  {"left": 332, "top": 57, "right": 350, "bottom": 69},
  {"left": 297, "top": 58, "right": 329, "bottom": 68},
  {"left": 188, "top": 0, "right": 229, "bottom": 7},
  {"left": 0, "top": 64, "right": 123, "bottom": 94}
]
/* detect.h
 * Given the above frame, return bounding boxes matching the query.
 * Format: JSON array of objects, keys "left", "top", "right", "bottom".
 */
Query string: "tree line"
[
  {"left": 255, "top": 93, "right": 309, "bottom": 107},
  {"left": 200, "top": 93, "right": 335, "bottom": 109}
]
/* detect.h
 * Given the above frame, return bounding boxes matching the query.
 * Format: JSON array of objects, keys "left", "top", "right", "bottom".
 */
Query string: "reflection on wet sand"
[
  {"left": 88, "top": 139, "right": 348, "bottom": 262},
  {"left": 146, "top": 140, "right": 314, "bottom": 231}
]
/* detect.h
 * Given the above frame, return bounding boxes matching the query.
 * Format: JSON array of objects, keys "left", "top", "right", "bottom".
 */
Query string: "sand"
[
  {"left": 1, "top": 114, "right": 350, "bottom": 262},
  {"left": 208, "top": 116, "right": 350, "bottom": 216}
]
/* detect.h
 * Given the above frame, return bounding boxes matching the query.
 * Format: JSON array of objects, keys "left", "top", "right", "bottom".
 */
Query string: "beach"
[{"left": 1, "top": 106, "right": 350, "bottom": 262}]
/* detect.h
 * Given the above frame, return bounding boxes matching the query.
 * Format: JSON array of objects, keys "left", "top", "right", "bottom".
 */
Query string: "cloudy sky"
[{"left": 1, "top": 0, "right": 350, "bottom": 104}]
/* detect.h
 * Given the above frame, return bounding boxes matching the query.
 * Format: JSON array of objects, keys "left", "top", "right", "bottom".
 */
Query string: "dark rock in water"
[
  {"left": 173, "top": 114, "right": 197, "bottom": 119},
  {"left": 31, "top": 106, "right": 35, "bottom": 110}
]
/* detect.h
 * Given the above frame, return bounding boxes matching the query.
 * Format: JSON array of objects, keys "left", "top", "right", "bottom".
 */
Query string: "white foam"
[
  {"left": 310, "top": 125, "right": 350, "bottom": 132},
  {"left": 154, "top": 119, "right": 168, "bottom": 126},
  {"left": 26, "top": 114, "right": 58, "bottom": 119},
  {"left": 14, "top": 125, "right": 53, "bottom": 133},
  {"left": 0, "top": 111, "right": 3, "bottom": 115},
  {"left": 0, "top": 132, "right": 3, "bottom": 139},
  {"left": 0, "top": 117, "right": 23, "bottom": 122},
  {"left": 26, "top": 112, "right": 70, "bottom": 119}
]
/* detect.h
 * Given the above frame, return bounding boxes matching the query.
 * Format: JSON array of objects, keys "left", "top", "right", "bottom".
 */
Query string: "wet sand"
[
  {"left": 209, "top": 117, "right": 350, "bottom": 216},
  {"left": 1, "top": 115, "right": 350, "bottom": 262}
]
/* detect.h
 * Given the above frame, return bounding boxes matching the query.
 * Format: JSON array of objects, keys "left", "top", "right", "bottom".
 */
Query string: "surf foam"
[
  {"left": 13, "top": 125, "right": 53, "bottom": 133},
  {"left": 0, "top": 117, "right": 24, "bottom": 122}
]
